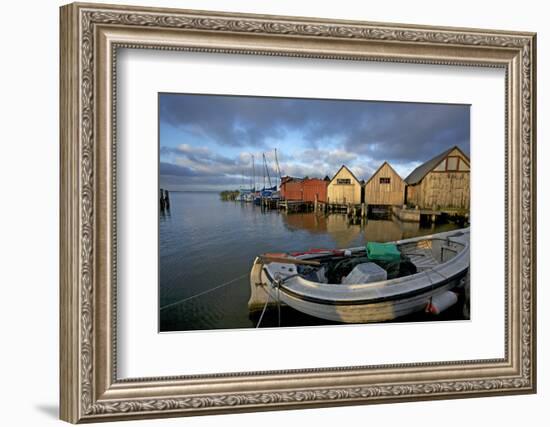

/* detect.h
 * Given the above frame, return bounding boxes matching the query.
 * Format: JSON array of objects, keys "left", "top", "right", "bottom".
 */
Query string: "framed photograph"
[{"left": 60, "top": 2, "right": 537, "bottom": 423}]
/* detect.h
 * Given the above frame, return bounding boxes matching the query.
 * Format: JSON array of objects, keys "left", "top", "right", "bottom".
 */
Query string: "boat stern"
[{"left": 248, "top": 257, "right": 270, "bottom": 312}]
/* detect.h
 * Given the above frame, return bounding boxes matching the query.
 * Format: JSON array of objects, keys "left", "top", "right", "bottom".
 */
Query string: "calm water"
[{"left": 160, "top": 191, "right": 465, "bottom": 332}]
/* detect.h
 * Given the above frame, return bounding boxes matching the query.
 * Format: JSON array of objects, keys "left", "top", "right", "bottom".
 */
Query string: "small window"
[
  {"left": 336, "top": 178, "right": 351, "bottom": 185},
  {"left": 379, "top": 177, "right": 391, "bottom": 184}
]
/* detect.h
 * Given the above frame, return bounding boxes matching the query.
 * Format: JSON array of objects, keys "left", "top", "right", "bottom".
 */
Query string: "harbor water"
[{"left": 160, "top": 191, "right": 467, "bottom": 332}]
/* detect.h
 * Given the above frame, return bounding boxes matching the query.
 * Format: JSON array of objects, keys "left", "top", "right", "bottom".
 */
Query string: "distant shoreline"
[{"left": 160, "top": 189, "right": 238, "bottom": 193}]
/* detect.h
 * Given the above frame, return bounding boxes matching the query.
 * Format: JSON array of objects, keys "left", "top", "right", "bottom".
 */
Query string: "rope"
[
  {"left": 256, "top": 292, "right": 272, "bottom": 328},
  {"left": 160, "top": 273, "right": 248, "bottom": 311},
  {"left": 276, "top": 279, "right": 281, "bottom": 327},
  {"left": 428, "top": 266, "right": 450, "bottom": 281}
]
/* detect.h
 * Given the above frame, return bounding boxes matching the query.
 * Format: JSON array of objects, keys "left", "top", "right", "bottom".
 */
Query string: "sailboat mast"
[
  {"left": 248, "top": 156, "right": 252, "bottom": 190},
  {"left": 263, "top": 153, "right": 272, "bottom": 188},
  {"left": 251, "top": 154, "right": 255, "bottom": 191},
  {"left": 274, "top": 148, "right": 282, "bottom": 183},
  {"left": 262, "top": 153, "right": 267, "bottom": 190}
]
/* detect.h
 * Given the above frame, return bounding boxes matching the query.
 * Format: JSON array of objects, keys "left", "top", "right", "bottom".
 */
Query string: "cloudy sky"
[{"left": 159, "top": 93, "right": 470, "bottom": 191}]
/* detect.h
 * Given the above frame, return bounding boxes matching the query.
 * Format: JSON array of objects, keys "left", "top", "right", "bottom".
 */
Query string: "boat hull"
[
  {"left": 258, "top": 266, "right": 465, "bottom": 323},
  {"left": 249, "top": 228, "right": 469, "bottom": 323}
]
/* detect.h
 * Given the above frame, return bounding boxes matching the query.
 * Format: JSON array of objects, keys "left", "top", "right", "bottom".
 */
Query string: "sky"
[{"left": 159, "top": 93, "right": 470, "bottom": 191}]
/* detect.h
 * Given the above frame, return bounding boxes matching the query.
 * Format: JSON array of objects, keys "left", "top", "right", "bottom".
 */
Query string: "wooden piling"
[{"left": 160, "top": 188, "right": 166, "bottom": 211}]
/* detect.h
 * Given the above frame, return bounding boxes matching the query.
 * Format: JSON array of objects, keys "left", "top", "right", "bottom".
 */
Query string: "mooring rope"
[
  {"left": 277, "top": 280, "right": 281, "bottom": 327},
  {"left": 160, "top": 273, "right": 249, "bottom": 311},
  {"left": 256, "top": 292, "right": 272, "bottom": 328}
]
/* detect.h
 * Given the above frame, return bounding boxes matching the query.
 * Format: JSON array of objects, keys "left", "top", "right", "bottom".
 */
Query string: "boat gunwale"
[
  {"left": 291, "top": 228, "right": 470, "bottom": 260},
  {"left": 259, "top": 228, "right": 470, "bottom": 305}
]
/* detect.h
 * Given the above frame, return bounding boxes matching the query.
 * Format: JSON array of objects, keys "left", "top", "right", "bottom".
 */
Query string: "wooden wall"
[
  {"left": 281, "top": 178, "right": 328, "bottom": 202},
  {"left": 406, "top": 185, "right": 420, "bottom": 207},
  {"left": 303, "top": 179, "right": 328, "bottom": 203},
  {"left": 280, "top": 179, "right": 303, "bottom": 201},
  {"left": 327, "top": 167, "right": 361, "bottom": 204},
  {"left": 406, "top": 148, "right": 470, "bottom": 210},
  {"left": 364, "top": 163, "right": 405, "bottom": 206},
  {"left": 414, "top": 172, "right": 470, "bottom": 210}
]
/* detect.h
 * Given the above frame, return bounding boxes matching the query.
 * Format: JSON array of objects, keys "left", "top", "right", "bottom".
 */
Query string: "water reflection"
[
  {"left": 281, "top": 211, "right": 456, "bottom": 248},
  {"left": 159, "top": 206, "right": 171, "bottom": 220}
]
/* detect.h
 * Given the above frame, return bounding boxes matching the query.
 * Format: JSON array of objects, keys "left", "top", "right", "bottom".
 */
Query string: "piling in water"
[{"left": 164, "top": 189, "right": 170, "bottom": 209}]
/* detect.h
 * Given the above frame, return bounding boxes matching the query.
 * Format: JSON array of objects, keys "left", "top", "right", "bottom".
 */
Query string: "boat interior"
[
  {"left": 399, "top": 237, "right": 465, "bottom": 272},
  {"left": 293, "top": 236, "right": 467, "bottom": 285}
]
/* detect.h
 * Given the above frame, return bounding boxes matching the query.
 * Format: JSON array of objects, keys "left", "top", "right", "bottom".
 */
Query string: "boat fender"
[{"left": 426, "top": 291, "right": 459, "bottom": 315}]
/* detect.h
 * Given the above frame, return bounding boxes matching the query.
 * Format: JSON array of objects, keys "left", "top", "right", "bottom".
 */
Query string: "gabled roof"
[
  {"left": 329, "top": 165, "right": 361, "bottom": 185},
  {"left": 405, "top": 146, "right": 470, "bottom": 185},
  {"left": 364, "top": 161, "right": 404, "bottom": 186}
]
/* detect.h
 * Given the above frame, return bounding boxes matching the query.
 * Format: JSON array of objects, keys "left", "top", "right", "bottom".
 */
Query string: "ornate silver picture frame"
[{"left": 60, "top": 2, "right": 536, "bottom": 423}]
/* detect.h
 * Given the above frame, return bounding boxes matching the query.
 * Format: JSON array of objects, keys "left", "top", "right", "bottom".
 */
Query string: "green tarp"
[{"left": 366, "top": 242, "right": 401, "bottom": 262}]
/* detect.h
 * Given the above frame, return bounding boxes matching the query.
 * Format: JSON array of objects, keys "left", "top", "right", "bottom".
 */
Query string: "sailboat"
[
  {"left": 244, "top": 155, "right": 256, "bottom": 202},
  {"left": 255, "top": 151, "right": 282, "bottom": 203},
  {"left": 237, "top": 155, "right": 256, "bottom": 202}
]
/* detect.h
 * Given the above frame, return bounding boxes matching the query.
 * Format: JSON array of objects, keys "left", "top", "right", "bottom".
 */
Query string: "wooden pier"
[
  {"left": 322, "top": 202, "right": 367, "bottom": 218},
  {"left": 278, "top": 200, "right": 313, "bottom": 213},
  {"left": 260, "top": 197, "right": 279, "bottom": 209},
  {"left": 392, "top": 206, "right": 468, "bottom": 224},
  {"left": 261, "top": 192, "right": 463, "bottom": 224},
  {"left": 277, "top": 199, "right": 367, "bottom": 218}
]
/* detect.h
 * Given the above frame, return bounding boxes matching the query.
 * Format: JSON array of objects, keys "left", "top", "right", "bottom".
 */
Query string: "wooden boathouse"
[
  {"left": 280, "top": 176, "right": 302, "bottom": 201},
  {"left": 303, "top": 178, "right": 329, "bottom": 203},
  {"left": 280, "top": 176, "right": 328, "bottom": 203},
  {"left": 326, "top": 165, "right": 362, "bottom": 206},
  {"left": 364, "top": 162, "right": 406, "bottom": 207},
  {"left": 279, "top": 176, "right": 329, "bottom": 212},
  {"left": 404, "top": 146, "right": 470, "bottom": 210}
]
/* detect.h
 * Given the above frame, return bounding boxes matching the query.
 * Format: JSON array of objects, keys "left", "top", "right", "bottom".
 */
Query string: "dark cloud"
[
  {"left": 159, "top": 93, "right": 469, "bottom": 190},
  {"left": 160, "top": 162, "right": 245, "bottom": 190},
  {"left": 160, "top": 162, "right": 201, "bottom": 177},
  {"left": 161, "top": 94, "right": 298, "bottom": 147},
  {"left": 160, "top": 173, "right": 244, "bottom": 191},
  {"left": 160, "top": 94, "right": 469, "bottom": 161},
  {"left": 340, "top": 103, "right": 470, "bottom": 163}
]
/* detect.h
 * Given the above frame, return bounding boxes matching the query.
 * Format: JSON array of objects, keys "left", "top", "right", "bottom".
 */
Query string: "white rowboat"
[{"left": 249, "top": 228, "right": 469, "bottom": 323}]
